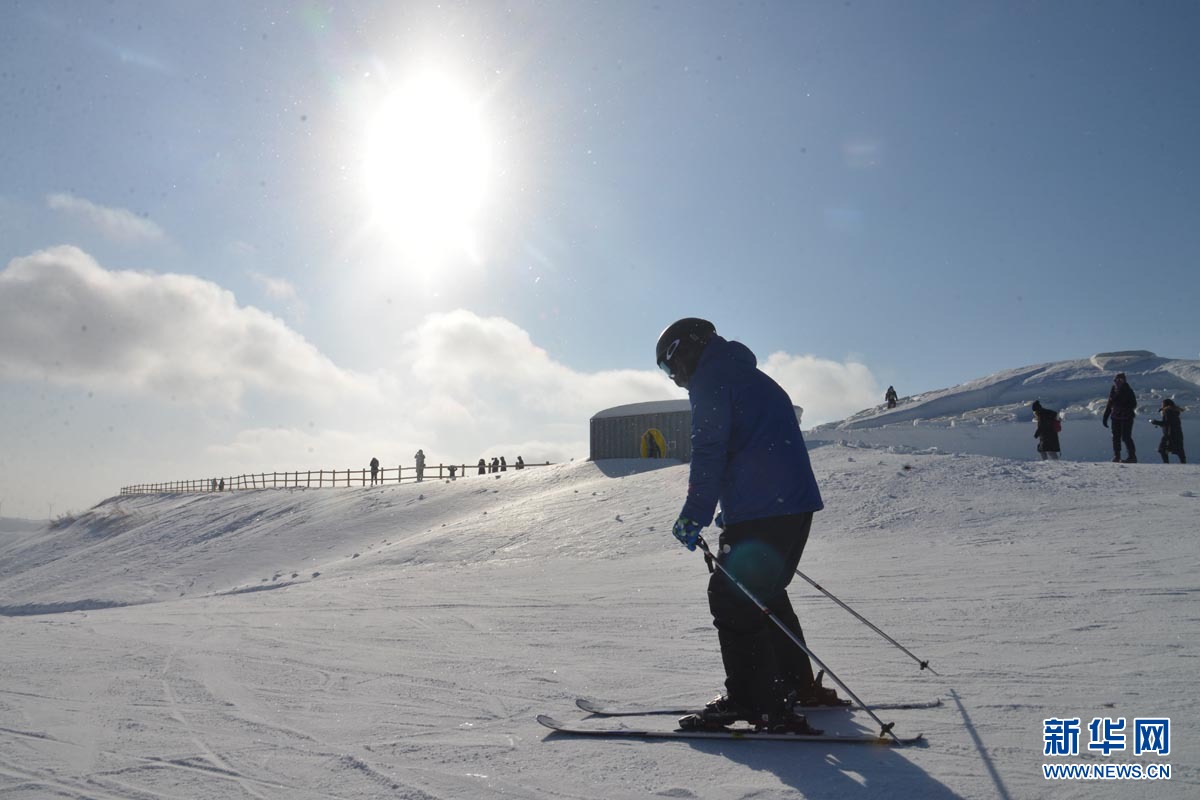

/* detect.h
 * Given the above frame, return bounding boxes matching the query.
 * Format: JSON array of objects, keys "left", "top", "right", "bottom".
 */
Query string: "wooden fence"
[{"left": 119, "top": 462, "right": 551, "bottom": 496}]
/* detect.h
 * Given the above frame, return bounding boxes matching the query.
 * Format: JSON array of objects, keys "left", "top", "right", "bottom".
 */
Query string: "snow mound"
[
  {"left": 1090, "top": 350, "right": 1158, "bottom": 370},
  {"left": 810, "top": 352, "right": 1199, "bottom": 462},
  {"left": 0, "top": 459, "right": 687, "bottom": 613}
]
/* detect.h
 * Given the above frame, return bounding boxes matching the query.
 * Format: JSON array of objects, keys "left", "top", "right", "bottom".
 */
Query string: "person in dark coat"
[
  {"left": 490, "top": 457, "right": 500, "bottom": 473},
  {"left": 414, "top": 449, "right": 426, "bottom": 481},
  {"left": 885, "top": 386, "right": 898, "bottom": 409},
  {"left": 1151, "top": 399, "right": 1186, "bottom": 463},
  {"left": 1031, "top": 401, "right": 1061, "bottom": 460},
  {"left": 500, "top": 456, "right": 507, "bottom": 472},
  {"left": 477, "top": 458, "right": 487, "bottom": 475},
  {"left": 369, "top": 457, "right": 380, "bottom": 485},
  {"left": 1102, "top": 372, "right": 1138, "bottom": 463},
  {"left": 656, "top": 317, "right": 827, "bottom": 734},
  {"left": 515, "top": 456, "right": 525, "bottom": 470}
]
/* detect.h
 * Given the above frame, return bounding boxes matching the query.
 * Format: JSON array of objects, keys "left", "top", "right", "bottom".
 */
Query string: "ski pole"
[
  {"left": 793, "top": 569, "right": 939, "bottom": 676},
  {"left": 696, "top": 536, "right": 899, "bottom": 742}
]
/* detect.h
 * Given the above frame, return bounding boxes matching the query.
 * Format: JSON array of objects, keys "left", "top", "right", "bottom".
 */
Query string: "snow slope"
[
  {"left": 1, "top": 448, "right": 1197, "bottom": 799},
  {"left": 809, "top": 351, "right": 1199, "bottom": 464}
]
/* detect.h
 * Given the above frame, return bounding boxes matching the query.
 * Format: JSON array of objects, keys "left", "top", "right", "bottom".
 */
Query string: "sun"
[{"left": 363, "top": 71, "right": 492, "bottom": 260}]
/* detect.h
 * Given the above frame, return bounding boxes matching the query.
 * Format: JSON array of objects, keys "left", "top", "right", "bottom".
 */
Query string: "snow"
[
  {"left": 809, "top": 353, "right": 1199, "bottom": 464},
  {"left": 592, "top": 399, "right": 692, "bottom": 419},
  {"left": 2, "top": 440, "right": 1197, "bottom": 798}
]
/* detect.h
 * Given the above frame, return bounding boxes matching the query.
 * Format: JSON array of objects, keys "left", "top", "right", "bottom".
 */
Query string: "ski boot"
[
  {"left": 677, "top": 695, "right": 752, "bottom": 731},
  {"left": 787, "top": 671, "right": 849, "bottom": 709}
]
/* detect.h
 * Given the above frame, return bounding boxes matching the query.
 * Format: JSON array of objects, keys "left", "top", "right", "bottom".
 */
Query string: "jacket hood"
[{"left": 700, "top": 334, "right": 758, "bottom": 370}]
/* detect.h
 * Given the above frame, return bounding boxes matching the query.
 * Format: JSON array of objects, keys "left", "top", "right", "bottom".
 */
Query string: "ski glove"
[{"left": 672, "top": 516, "right": 704, "bottom": 551}]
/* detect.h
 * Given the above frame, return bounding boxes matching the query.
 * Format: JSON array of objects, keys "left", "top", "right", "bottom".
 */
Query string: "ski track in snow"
[{"left": 0, "top": 451, "right": 1197, "bottom": 798}]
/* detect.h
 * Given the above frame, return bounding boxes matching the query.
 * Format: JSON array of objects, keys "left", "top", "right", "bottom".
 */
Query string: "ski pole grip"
[{"left": 696, "top": 535, "right": 716, "bottom": 574}]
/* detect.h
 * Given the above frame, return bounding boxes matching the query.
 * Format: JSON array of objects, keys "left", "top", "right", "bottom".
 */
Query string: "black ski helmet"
[{"left": 655, "top": 318, "right": 715, "bottom": 388}]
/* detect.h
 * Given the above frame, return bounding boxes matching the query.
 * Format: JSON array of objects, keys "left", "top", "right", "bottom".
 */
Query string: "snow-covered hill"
[
  {"left": 1, "top": 448, "right": 1197, "bottom": 799},
  {"left": 809, "top": 350, "right": 1199, "bottom": 463}
]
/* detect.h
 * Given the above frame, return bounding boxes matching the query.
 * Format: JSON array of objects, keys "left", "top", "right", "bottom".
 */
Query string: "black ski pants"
[
  {"left": 1111, "top": 418, "right": 1136, "bottom": 459},
  {"left": 707, "top": 512, "right": 816, "bottom": 717},
  {"left": 1158, "top": 436, "right": 1187, "bottom": 463}
]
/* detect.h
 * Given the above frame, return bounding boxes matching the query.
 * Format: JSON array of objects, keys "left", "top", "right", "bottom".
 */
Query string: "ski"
[
  {"left": 575, "top": 696, "right": 942, "bottom": 717},
  {"left": 537, "top": 715, "right": 923, "bottom": 746}
]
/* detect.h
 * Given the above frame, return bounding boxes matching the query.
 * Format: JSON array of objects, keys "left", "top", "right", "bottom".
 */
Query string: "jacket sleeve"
[{"left": 680, "top": 377, "right": 732, "bottom": 527}]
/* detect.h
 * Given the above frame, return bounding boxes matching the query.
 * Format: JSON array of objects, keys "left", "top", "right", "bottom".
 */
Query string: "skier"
[
  {"left": 1102, "top": 373, "right": 1138, "bottom": 463},
  {"left": 885, "top": 386, "right": 898, "bottom": 409},
  {"left": 1031, "top": 401, "right": 1061, "bottom": 460},
  {"left": 1151, "top": 398, "right": 1186, "bottom": 464},
  {"left": 655, "top": 317, "right": 829, "bottom": 734}
]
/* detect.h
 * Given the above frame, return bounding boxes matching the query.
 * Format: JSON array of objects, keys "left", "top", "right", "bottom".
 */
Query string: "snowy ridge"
[
  {"left": 0, "top": 459, "right": 684, "bottom": 612},
  {"left": 810, "top": 352, "right": 1199, "bottom": 462}
]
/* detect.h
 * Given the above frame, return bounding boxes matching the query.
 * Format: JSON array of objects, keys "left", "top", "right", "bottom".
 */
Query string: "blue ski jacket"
[{"left": 680, "top": 335, "right": 824, "bottom": 527}]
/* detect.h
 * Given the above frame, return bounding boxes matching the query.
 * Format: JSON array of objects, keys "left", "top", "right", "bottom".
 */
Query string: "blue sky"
[{"left": 2, "top": 1, "right": 1198, "bottom": 517}]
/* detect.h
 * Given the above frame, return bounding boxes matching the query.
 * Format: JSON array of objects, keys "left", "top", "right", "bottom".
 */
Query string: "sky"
[{"left": 2, "top": 0, "right": 1199, "bottom": 518}]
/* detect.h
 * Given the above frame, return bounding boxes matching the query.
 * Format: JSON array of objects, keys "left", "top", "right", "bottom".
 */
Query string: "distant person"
[
  {"left": 369, "top": 456, "right": 380, "bottom": 485},
  {"left": 500, "top": 456, "right": 508, "bottom": 472},
  {"left": 1102, "top": 372, "right": 1138, "bottom": 463},
  {"left": 490, "top": 457, "right": 500, "bottom": 473},
  {"left": 515, "top": 456, "right": 525, "bottom": 470},
  {"left": 1151, "top": 399, "right": 1186, "bottom": 464},
  {"left": 477, "top": 458, "right": 487, "bottom": 475},
  {"left": 218, "top": 478, "right": 225, "bottom": 491},
  {"left": 1031, "top": 401, "right": 1061, "bottom": 460},
  {"left": 885, "top": 386, "right": 898, "bottom": 409},
  {"left": 211, "top": 478, "right": 217, "bottom": 492},
  {"left": 448, "top": 464, "right": 458, "bottom": 480},
  {"left": 644, "top": 430, "right": 662, "bottom": 458},
  {"left": 414, "top": 449, "right": 426, "bottom": 481}
]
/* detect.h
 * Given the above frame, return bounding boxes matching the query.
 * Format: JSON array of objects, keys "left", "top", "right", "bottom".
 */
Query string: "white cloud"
[
  {"left": 400, "top": 309, "right": 673, "bottom": 419},
  {"left": 760, "top": 352, "right": 880, "bottom": 426},
  {"left": 0, "top": 250, "right": 875, "bottom": 504},
  {"left": 384, "top": 309, "right": 676, "bottom": 460},
  {"left": 249, "top": 271, "right": 308, "bottom": 323},
  {"left": 0, "top": 246, "right": 365, "bottom": 409},
  {"left": 46, "top": 193, "right": 167, "bottom": 244}
]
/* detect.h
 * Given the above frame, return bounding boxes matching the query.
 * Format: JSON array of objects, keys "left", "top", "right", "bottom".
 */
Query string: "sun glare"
[{"left": 364, "top": 71, "right": 492, "bottom": 260}]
